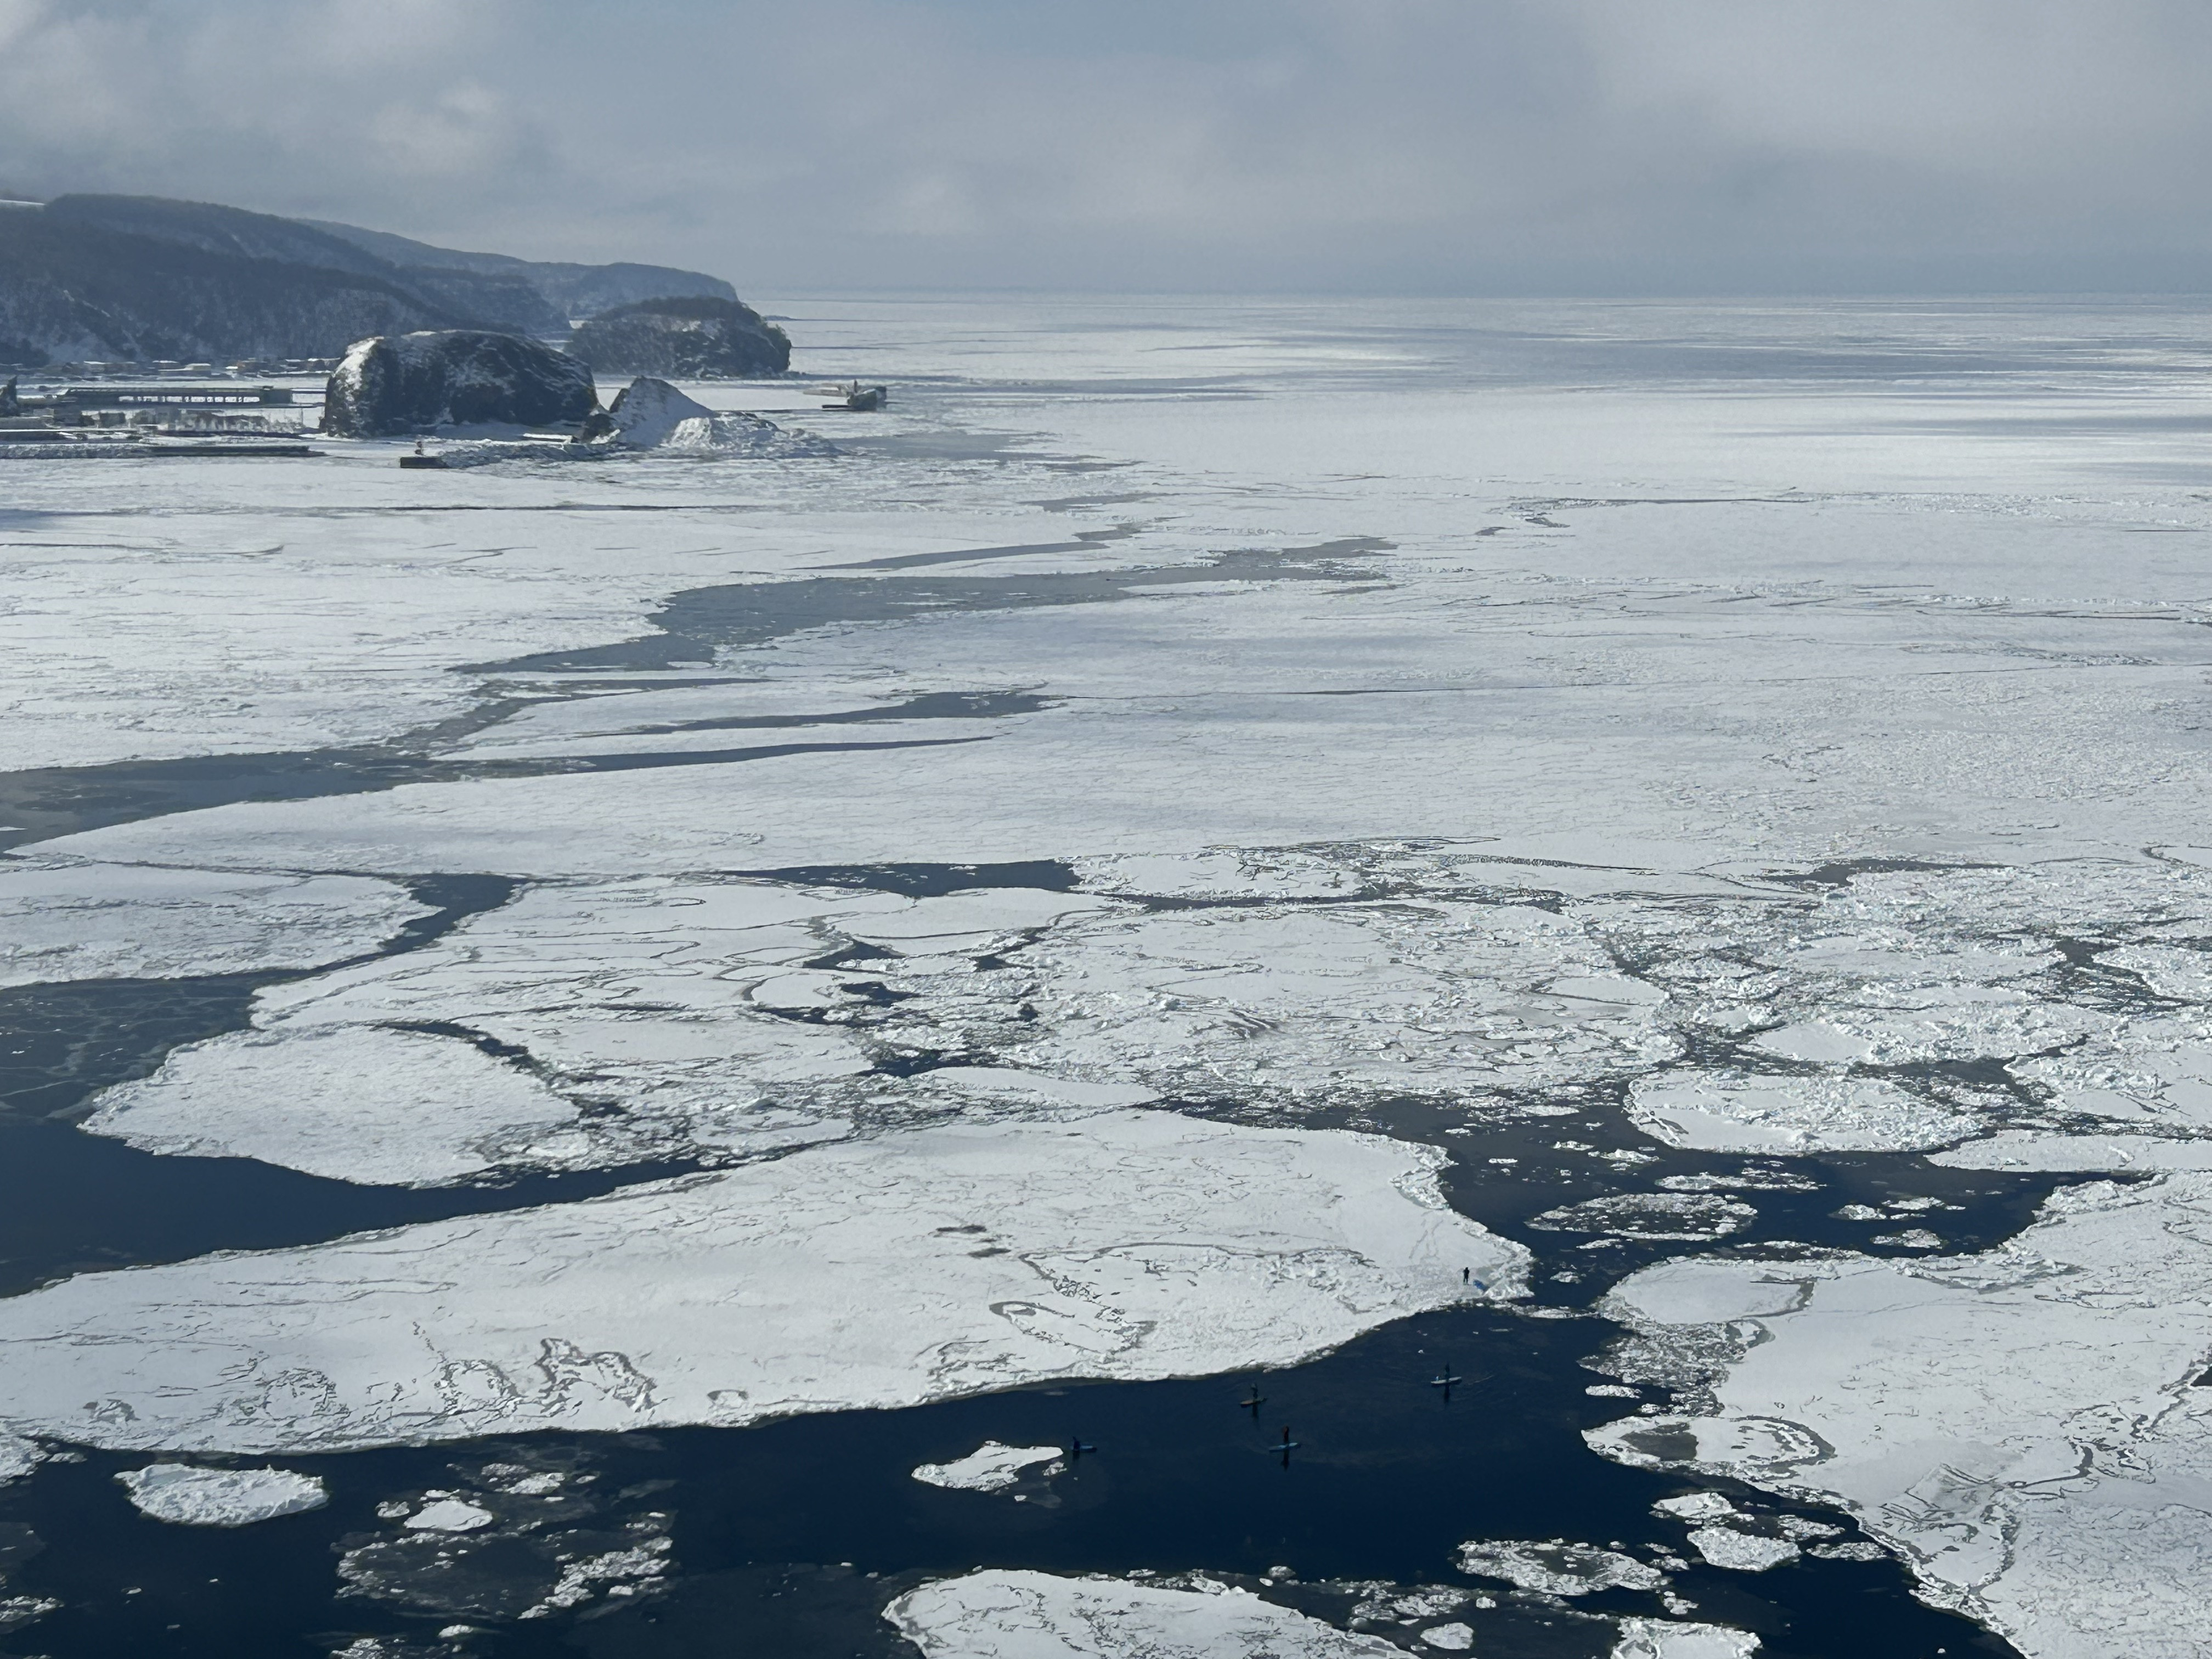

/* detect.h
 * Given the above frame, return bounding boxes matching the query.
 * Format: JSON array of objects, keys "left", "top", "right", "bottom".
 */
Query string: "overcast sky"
[{"left": 3, "top": 0, "right": 2208, "bottom": 295}]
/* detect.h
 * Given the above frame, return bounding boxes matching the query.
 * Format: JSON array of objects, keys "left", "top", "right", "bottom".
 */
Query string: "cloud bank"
[{"left": 2, "top": 0, "right": 2207, "bottom": 294}]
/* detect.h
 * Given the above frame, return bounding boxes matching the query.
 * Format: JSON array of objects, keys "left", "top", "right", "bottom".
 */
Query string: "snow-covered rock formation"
[
  {"left": 567, "top": 295, "right": 790, "bottom": 377},
  {"left": 588, "top": 376, "right": 715, "bottom": 447},
  {"left": 320, "top": 330, "right": 598, "bottom": 437}
]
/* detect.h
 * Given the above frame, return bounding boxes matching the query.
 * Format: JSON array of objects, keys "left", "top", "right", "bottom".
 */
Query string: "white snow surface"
[
  {"left": 0, "top": 1110, "right": 1525, "bottom": 1454},
  {"left": 883, "top": 1570, "right": 1403, "bottom": 1659},
  {"left": 1611, "top": 1620, "right": 1762, "bottom": 1659},
  {"left": 405, "top": 1497, "right": 494, "bottom": 1532},
  {"left": 0, "top": 862, "right": 427, "bottom": 989},
  {"left": 115, "top": 1463, "right": 328, "bottom": 1526},
  {"left": 911, "top": 1441, "right": 1065, "bottom": 1492},
  {"left": 1594, "top": 1174, "right": 2212, "bottom": 1658},
  {"left": 81, "top": 1023, "right": 583, "bottom": 1185}
]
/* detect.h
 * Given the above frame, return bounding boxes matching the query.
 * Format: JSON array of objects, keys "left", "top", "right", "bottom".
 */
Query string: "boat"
[{"left": 821, "top": 381, "right": 888, "bottom": 411}]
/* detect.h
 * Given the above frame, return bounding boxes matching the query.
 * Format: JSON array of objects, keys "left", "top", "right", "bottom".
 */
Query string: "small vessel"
[
  {"left": 821, "top": 381, "right": 888, "bottom": 411},
  {"left": 399, "top": 439, "right": 450, "bottom": 470}
]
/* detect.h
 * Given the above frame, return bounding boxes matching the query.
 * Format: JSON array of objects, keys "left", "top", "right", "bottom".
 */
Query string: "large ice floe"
[
  {"left": 0, "top": 1110, "right": 1524, "bottom": 1453},
  {"left": 1590, "top": 1173, "right": 2212, "bottom": 1658},
  {"left": 0, "top": 861, "right": 427, "bottom": 988},
  {"left": 883, "top": 1571, "right": 1406, "bottom": 1659},
  {"left": 82, "top": 1023, "right": 583, "bottom": 1186}
]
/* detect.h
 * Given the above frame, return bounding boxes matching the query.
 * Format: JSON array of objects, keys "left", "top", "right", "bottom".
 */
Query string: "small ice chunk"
[
  {"left": 1588, "top": 1384, "right": 1643, "bottom": 1398},
  {"left": 911, "top": 1441, "right": 1064, "bottom": 1493},
  {"left": 116, "top": 1464, "right": 328, "bottom": 1527},
  {"left": 405, "top": 1498, "right": 494, "bottom": 1532},
  {"left": 1686, "top": 1527, "right": 1799, "bottom": 1571},
  {"left": 1455, "top": 1538, "right": 1665, "bottom": 1595},
  {"left": 1652, "top": 1491, "right": 1735, "bottom": 1521},
  {"left": 1421, "top": 1623, "right": 1475, "bottom": 1650},
  {"left": 1869, "top": 1229, "right": 1943, "bottom": 1249}
]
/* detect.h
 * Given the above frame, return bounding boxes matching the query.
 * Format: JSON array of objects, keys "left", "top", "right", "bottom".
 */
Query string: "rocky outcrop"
[
  {"left": 566, "top": 296, "right": 791, "bottom": 379},
  {"left": 582, "top": 376, "right": 714, "bottom": 446},
  {"left": 321, "top": 331, "right": 598, "bottom": 437}
]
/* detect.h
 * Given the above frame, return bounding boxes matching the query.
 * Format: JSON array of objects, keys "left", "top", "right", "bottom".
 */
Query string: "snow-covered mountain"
[{"left": 0, "top": 194, "right": 741, "bottom": 367}]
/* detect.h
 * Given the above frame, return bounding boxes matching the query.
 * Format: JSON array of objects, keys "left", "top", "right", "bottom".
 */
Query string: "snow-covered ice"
[
  {"left": 1628, "top": 1074, "right": 1977, "bottom": 1154},
  {"left": 82, "top": 1023, "right": 583, "bottom": 1185},
  {"left": 1453, "top": 1538, "right": 1666, "bottom": 1595},
  {"left": 0, "top": 1110, "right": 1525, "bottom": 1453},
  {"left": 1611, "top": 1619, "right": 1762, "bottom": 1658},
  {"left": 1593, "top": 1174, "right": 2212, "bottom": 1657},
  {"left": 0, "top": 861, "right": 427, "bottom": 989},
  {"left": 115, "top": 1463, "right": 328, "bottom": 1526},
  {"left": 884, "top": 1570, "right": 1404, "bottom": 1659},
  {"left": 912, "top": 1441, "right": 1064, "bottom": 1492},
  {"left": 1684, "top": 1526, "right": 1798, "bottom": 1572},
  {"left": 404, "top": 1497, "right": 494, "bottom": 1532}
]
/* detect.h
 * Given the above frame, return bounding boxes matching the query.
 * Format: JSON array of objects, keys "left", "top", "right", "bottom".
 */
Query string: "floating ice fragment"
[
  {"left": 1629, "top": 1074, "right": 1974, "bottom": 1154},
  {"left": 115, "top": 1464, "right": 328, "bottom": 1527},
  {"left": 1611, "top": 1616, "right": 1762, "bottom": 1657},
  {"left": 1685, "top": 1527, "right": 1798, "bottom": 1571},
  {"left": 1531, "top": 1192, "right": 1755, "bottom": 1242},
  {"left": 405, "top": 1498, "right": 494, "bottom": 1532},
  {"left": 885, "top": 1569, "right": 1402, "bottom": 1657},
  {"left": 1420, "top": 1623, "right": 1474, "bottom": 1650},
  {"left": 1652, "top": 1491, "right": 1735, "bottom": 1521},
  {"left": 82, "top": 1023, "right": 583, "bottom": 1187},
  {"left": 1454, "top": 1538, "right": 1665, "bottom": 1595},
  {"left": 911, "top": 1441, "right": 1064, "bottom": 1492}
]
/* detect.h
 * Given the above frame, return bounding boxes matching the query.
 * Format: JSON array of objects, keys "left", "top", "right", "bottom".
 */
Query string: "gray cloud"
[{"left": 3, "top": 0, "right": 2208, "bottom": 293}]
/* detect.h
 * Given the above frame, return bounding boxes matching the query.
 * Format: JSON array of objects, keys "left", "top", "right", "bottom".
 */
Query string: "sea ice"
[
  {"left": 1651, "top": 1491, "right": 1734, "bottom": 1521},
  {"left": 1684, "top": 1526, "right": 1798, "bottom": 1571},
  {"left": 1611, "top": 1618, "right": 1762, "bottom": 1658},
  {"left": 0, "top": 1111, "right": 1526, "bottom": 1453},
  {"left": 1628, "top": 1073, "right": 1977, "bottom": 1154},
  {"left": 1530, "top": 1193, "right": 1756, "bottom": 1242},
  {"left": 0, "top": 861, "right": 428, "bottom": 989},
  {"left": 883, "top": 1570, "right": 1405, "bottom": 1659},
  {"left": 115, "top": 1463, "right": 328, "bottom": 1526},
  {"left": 405, "top": 1497, "right": 494, "bottom": 1532},
  {"left": 1592, "top": 1174, "right": 2212, "bottom": 1658},
  {"left": 0, "top": 1431, "right": 40, "bottom": 1486},
  {"left": 911, "top": 1441, "right": 1064, "bottom": 1493},
  {"left": 1453, "top": 1539, "right": 1666, "bottom": 1595},
  {"left": 81, "top": 1023, "right": 583, "bottom": 1186},
  {"left": 1420, "top": 1623, "right": 1474, "bottom": 1650}
]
